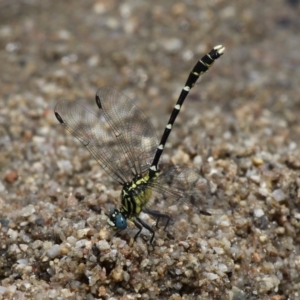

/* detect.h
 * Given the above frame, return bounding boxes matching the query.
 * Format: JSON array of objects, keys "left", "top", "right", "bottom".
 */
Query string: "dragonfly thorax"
[
  {"left": 120, "top": 173, "right": 154, "bottom": 218},
  {"left": 108, "top": 173, "right": 155, "bottom": 230}
]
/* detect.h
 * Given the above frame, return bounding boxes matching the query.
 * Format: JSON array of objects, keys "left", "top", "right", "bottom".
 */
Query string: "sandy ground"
[{"left": 0, "top": 0, "right": 300, "bottom": 299}]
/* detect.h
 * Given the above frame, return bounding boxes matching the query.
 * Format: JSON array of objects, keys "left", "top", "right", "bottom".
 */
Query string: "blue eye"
[
  {"left": 108, "top": 209, "right": 127, "bottom": 230},
  {"left": 115, "top": 213, "right": 127, "bottom": 230}
]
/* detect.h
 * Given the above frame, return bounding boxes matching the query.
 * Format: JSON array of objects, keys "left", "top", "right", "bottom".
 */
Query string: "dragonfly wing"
[{"left": 54, "top": 87, "right": 158, "bottom": 183}]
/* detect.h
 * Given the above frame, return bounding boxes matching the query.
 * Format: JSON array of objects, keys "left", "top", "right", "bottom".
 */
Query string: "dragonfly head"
[{"left": 107, "top": 209, "right": 127, "bottom": 230}]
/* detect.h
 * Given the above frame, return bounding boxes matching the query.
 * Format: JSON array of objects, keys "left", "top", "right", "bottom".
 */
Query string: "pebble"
[
  {"left": 19, "top": 244, "right": 28, "bottom": 252},
  {"left": 77, "top": 228, "right": 91, "bottom": 239},
  {"left": 254, "top": 208, "right": 264, "bottom": 218},
  {"left": 97, "top": 240, "right": 110, "bottom": 251},
  {"left": 7, "top": 228, "right": 18, "bottom": 241},
  {"left": 4, "top": 171, "right": 18, "bottom": 183},
  {"left": 204, "top": 272, "right": 219, "bottom": 280},
  {"left": 20, "top": 205, "right": 36, "bottom": 217},
  {"left": 46, "top": 244, "right": 61, "bottom": 259},
  {"left": 272, "top": 189, "right": 286, "bottom": 202}
]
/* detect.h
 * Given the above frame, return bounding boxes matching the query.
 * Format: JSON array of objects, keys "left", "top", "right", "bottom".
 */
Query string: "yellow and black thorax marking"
[{"left": 120, "top": 171, "right": 159, "bottom": 219}]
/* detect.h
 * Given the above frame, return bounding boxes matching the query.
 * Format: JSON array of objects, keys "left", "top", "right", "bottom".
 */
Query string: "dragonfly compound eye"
[
  {"left": 108, "top": 209, "right": 127, "bottom": 230},
  {"left": 115, "top": 213, "right": 127, "bottom": 230}
]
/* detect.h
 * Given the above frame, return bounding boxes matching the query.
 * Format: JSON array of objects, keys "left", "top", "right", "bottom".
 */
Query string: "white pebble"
[
  {"left": 217, "top": 263, "right": 229, "bottom": 273},
  {"left": 258, "top": 187, "right": 269, "bottom": 197},
  {"left": 17, "top": 258, "right": 28, "bottom": 265},
  {"left": 7, "top": 228, "right": 18, "bottom": 240},
  {"left": 75, "top": 239, "right": 90, "bottom": 249},
  {"left": 19, "top": 244, "right": 28, "bottom": 252},
  {"left": 204, "top": 272, "right": 219, "bottom": 280},
  {"left": 213, "top": 247, "right": 225, "bottom": 255},
  {"left": 46, "top": 244, "right": 61, "bottom": 259},
  {"left": 0, "top": 286, "right": 7, "bottom": 294},
  {"left": 97, "top": 240, "right": 110, "bottom": 251},
  {"left": 254, "top": 208, "right": 264, "bottom": 218},
  {"left": 162, "top": 38, "right": 182, "bottom": 53},
  {"left": 21, "top": 204, "right": 36, "bottom": 217},
  {"left": 77, "top": 228, "right": 90, "bottom": 239},
  {"left": 0, "top": 181, "right": 5, "bottom": 192},
  {"left": 57, "top": 159, "right": 73, "bottom": 173},
  {"left": 140, "top": 259, "right": 149, "bottom": 268},
  {"left": 272, "top": 189, "right": 286, "bottom": 202}
]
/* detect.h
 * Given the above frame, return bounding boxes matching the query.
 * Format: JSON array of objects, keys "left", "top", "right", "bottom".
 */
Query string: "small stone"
[
  {"left": 19, "top": 244, "right": 28, "bottom": 252},
  {"left": 57, "top": 159, "right": 73, "bottom": 173},
  {"left": 0, "top": 181, "right": 5, "bottom": 192},
  {"left": 204, "top": 272, "right": 219, "bottom": 280},
  {"left": 140, "top": 259, "right": 149, "bottom": 268},
  {"left": 0, "top": 219, "right": 9, "bottom": 227},
  {"left": 77, "top": 228, "right": 91, "bottom": 239},
  {"left": 218, "top": 264, "right": 229, "bottom": 274},
  {"left": 111, "top": 266, "right": 124, "bottom": 282},
  {"left": 258, "top": 187, "right": 269, "bottom": 197},
  {"left": 21, "top": 282, "right": 31, "bottom": 290},
  {"left": 252, "top": 157, "right": 264, "bottom": 166},
  {"left": 169, "top": 293, "right": 182, "bottom": 300},
  {"left": 60, "top": 244, "right": 69, "bottom": 255},
  {"left": 249, "top": 174, "right": 261, "bottom": 184},
  {"left": 252, "top": 252, "right": 261, "bottom": 263},
  {"left": 17, "top": 258, "right": 28, "bottom": 265},
  {"left": 259, "top": 235, "right": 267, "bottom": 242},
  {"left": 272, "top": 189, "right": 286, "bottom": 202},
  {"left": 191, "top": 214, "right": 201, "bottom": 225},
  {"left": 254, "top": 208, "right": 264, "bottom": 218},
  {"left": 260, "top": 275, "right": 280, "bottom": 293},
  {"left": 275, "top": 227, "right": 285, "bottom": 235},
  {"left": 46, "top": 244, "right": 61, "bottom": 259},
  {"left": 162, "top": 38, "right": 182, "bottom": 53},
  {"left": 213, "top": 247, "right": 225, "bottom": 255},
  {"left": 97, "top": 240, "right": 110, "bottom": 251},
  {"left": 4, "top": 171, "right": 18, "bottom": 183},
  {"left": 21, "top": 205, "right": 36, "bottom": 217},
  {"left": 7, "top": 228, "right": 18, "bottom": 240},
  {"left": 98, "top": 285, "right": 106, "bottom": 297},
  {"left": 76, "top": 239, "right": 91, "bottom": 249}
]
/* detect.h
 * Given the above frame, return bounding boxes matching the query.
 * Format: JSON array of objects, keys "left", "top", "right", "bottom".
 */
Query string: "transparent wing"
[
  {"left": 54, "top": 87, "right": 158, "bottom": 183},
  {"left": 145, "top": 167, "right": 219, "bottom": 215}
]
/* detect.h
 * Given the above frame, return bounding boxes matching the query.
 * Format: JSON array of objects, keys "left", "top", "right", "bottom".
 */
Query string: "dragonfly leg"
[
  {"left": 135, "top": 217, "right": 155, "bottom": 245},
  {"left": 144, "top": 209, "right": 171, "bottom": 230},
  {"left": 144, "top": 209, "right": 174, "bottom": 239}
]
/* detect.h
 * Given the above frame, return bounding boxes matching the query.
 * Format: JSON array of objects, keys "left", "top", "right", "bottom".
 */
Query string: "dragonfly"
[{"left": 54, "top": 45, "right": 225, "bottom": 245}]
